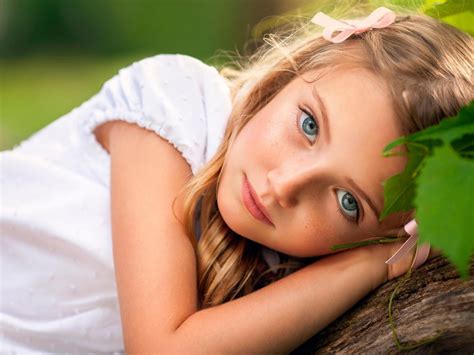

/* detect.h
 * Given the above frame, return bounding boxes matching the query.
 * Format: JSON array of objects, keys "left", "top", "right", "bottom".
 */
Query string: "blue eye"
[
  {"left": 297, "top": 110, "right": 319, "bottom": 143},
  {"left": 336, "top": 189, "right": 359, "bottom": 219}
]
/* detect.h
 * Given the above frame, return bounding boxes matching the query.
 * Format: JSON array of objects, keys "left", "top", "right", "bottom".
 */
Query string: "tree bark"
[{"left": 292, "top": 256, "right": 474, "bottom": 354}]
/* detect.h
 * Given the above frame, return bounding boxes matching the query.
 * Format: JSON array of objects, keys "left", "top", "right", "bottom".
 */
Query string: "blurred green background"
[{"left": 0, "top": 0, "right": 472, "bottom": 150}]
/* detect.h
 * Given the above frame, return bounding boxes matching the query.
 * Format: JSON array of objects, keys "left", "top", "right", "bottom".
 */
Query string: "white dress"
[{"left": 0, "top": 54, "right": 233, "bottom": 353}]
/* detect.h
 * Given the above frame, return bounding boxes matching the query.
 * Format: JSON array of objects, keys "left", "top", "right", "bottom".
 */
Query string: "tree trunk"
[{"left": 293, "top": 256, "right": 474, "bottom": 354}]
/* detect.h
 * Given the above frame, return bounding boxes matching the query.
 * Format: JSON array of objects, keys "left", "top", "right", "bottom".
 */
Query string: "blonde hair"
[{"left": 178, "top": 7, "right": 473, "bottom": 308}]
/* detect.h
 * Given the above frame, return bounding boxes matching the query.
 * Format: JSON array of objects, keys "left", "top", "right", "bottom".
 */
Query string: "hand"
[{"left": 384, "top": 240, "right": 442, "bottom": 281}]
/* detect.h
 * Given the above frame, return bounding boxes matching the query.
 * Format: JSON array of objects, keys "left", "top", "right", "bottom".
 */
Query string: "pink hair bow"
[
  {"left": 385, "top": 219, "right": 431, "bottom": 270},
  {"left": 311, "top": 7, "right": 396, "bottom": 43}
]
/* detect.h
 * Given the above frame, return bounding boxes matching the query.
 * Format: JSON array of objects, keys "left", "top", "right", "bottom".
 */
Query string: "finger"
[{"left": 428, "top": 246, "right": 442, "bottom": 259}]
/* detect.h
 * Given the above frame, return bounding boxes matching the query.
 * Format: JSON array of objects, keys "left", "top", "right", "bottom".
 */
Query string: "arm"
[
  {"left": 100, "top": 121, "right": 394, "bottom": 353},
  {"left": 173, "top": 246, "right": 388, "bottom": 353}
]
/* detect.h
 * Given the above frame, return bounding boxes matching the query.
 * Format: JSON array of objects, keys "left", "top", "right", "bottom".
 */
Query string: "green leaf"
[
  {"left": 380, "top": 143, "right": 426, "bottom": 220},
  {"left": 415, "top": 144, "right": 474, "bottom": 279},
  {"left": 404, "top": 102, "right": 474, "bottom": 144},
  {"left": 382, "top": 136, "right": 407, "bottom": 156},
  {"left": 441, "top": 10, "right": 474, "bottom": 36},
  {"left": 451, "top": 133, "right": 474, "bottom": 160},
  {"left": 381, "top": 101, "right": 474, "bottom": 221},
  {"left": 424, "top": 1, "right": 474, "bottom": 19}
]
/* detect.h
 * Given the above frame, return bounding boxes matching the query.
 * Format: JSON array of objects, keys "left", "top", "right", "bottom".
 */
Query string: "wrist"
[
  {"left": 362, "top": 243, "right": 390, "bottom": 286},
  {"left": 337, "top": 244, "right": 389, "bottom": 289}
]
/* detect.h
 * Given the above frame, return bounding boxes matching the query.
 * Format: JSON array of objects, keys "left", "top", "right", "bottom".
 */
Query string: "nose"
[{"left": 264, "top": 160, "right": 325, "bottom": 208}]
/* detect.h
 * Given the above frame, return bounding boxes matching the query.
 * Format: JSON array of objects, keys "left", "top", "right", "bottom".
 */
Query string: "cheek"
[
  {"left": 227, "top": 122, "right": 259, "bottom": 162},
  {"left": 216, "top": 167, "right": 243, "bottom": 235},
  {"left": 278, "top": 207, "right": 341, "bottom": 257},
  {"left": 242, "top": 108, "right": 292, "bottom": 156}
]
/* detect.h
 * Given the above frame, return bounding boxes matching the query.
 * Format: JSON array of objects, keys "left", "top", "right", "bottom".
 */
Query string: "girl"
[{"left": 1, "top": 6, "right": 472, "bottom": 353}]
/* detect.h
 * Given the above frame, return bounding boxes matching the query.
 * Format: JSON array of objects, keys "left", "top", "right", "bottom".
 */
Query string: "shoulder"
[
  {"left": 136, "top": 53, "right": 219, "bottom": 74},
  {"left": 88, "top": 53, "right": 230, "bottom": 116},
  {"left": 126, "top": 54, "right": 232, "bottom": 120},
  {"left": 113, "top": 53, "right": 233, "bottom": 169},
  {"left": 116, "top": 54, "right": 228, "bottom": 94},
  {"left": 82, "top": 54, "right": 232, "bottom": 175}
]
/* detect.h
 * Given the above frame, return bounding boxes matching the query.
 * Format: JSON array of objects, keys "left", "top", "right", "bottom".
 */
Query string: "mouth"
[{"left": 241, "top": 174, "right": 274, "bottom": 227}]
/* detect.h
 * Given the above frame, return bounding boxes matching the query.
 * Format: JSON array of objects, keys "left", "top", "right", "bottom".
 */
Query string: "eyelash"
[
  {"left": 334, "top": 197, "right": 360, "bottom": 225},
  {"left": 296, "top": 107, "right": 319, "bottom": 144}
]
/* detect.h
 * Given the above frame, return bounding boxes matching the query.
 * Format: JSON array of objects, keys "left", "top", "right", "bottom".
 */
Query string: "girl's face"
[{"left": 217, "top": 67, "right": 408, "bottom": 257}]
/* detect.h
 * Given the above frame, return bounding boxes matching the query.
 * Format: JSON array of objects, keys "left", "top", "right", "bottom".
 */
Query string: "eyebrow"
[
  {"left": 311, "top": 85, "right": 331, "bottom": 143},
  {"left": 345, "top": 177, "right": 381, "bottom": 220}
]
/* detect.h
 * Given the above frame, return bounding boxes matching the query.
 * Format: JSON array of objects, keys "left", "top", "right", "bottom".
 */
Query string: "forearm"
[{"left": 168, "top": 246, "right": 388, "bottom": 353}]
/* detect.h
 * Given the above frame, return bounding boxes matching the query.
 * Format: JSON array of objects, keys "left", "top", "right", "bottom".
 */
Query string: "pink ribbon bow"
[
  {"left": 385, "top": 219, "right": 431, "bottom": 270},
  {"left": 311, "top": 7, "right": 397, "bottom": 43}
]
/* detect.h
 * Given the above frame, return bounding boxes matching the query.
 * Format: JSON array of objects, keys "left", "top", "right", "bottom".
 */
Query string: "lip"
[{"left": 241, "top": 174, "right": 274, "bottom": 227}]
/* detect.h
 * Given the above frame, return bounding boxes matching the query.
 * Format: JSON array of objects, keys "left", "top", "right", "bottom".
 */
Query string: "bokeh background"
[{"left": 0, "top": 0, "right": 472, "bottom": 150}]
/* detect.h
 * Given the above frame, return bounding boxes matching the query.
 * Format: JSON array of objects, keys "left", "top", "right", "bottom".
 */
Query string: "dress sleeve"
[{"left": 80, "top": 54, "right": 232, "bottom": 175}]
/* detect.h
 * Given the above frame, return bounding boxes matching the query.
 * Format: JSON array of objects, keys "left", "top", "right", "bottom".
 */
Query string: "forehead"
[
  {"left": 299, "top": 66, "right": 390, "bottom": 102},
  {"left": 298, "top": 66, "right": 401, "bottom": 143}
]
